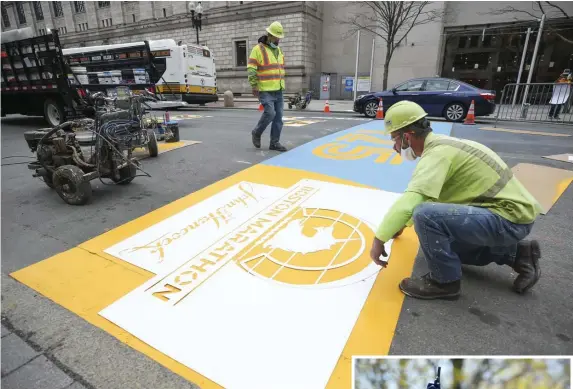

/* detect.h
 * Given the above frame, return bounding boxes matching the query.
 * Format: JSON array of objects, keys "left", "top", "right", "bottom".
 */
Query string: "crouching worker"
[{"left": 370, "top": 101, "right": 543, "bottom": 300}]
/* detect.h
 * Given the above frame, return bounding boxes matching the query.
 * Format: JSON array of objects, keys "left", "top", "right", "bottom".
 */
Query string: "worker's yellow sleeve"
[
  {"left": 376, "top": 191, "right": 428, "bottom": 242},
  {"left": 247, "top": 46, "right": 262, "bottom": 71}
]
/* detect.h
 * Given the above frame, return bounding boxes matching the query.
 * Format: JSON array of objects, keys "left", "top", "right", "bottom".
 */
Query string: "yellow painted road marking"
[
  {"left": 480, "top": 127, "right": 571, "bottom": 137},
  {"left": 284, "top": 120, "right": 322, "bottom": 127},
  {"left": 133, "top": 140, "right": 201, "bottom": 159},
  {"left": 11, "top": 164, "right": 418, "bottom": 389}
]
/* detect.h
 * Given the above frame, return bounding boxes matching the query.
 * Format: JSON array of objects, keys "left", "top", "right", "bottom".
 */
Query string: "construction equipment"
[
  {"left": 24, "top": 89, "right": 158, "bottom": 205},
  {"left": 287, "top": 90, "right": 313, "bottom": 110}
]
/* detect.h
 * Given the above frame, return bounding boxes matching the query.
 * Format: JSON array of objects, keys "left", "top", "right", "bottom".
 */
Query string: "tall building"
[{"left": 2, "top": 1, "right": 572, "bottom": 99}]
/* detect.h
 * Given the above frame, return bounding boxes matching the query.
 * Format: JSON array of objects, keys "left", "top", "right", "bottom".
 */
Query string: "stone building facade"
[{"left": 2, "top": 1, "right": 573, "bottom": 98}]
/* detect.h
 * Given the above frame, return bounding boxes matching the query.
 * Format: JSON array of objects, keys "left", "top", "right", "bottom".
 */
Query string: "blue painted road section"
[{"left": 264, "top": 120, "right": 453, "bottom": 193}]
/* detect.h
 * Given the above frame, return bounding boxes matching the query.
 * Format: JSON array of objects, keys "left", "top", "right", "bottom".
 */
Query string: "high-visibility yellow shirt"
[
  {"left": 376, "top": 132, "right": 543, "bottom": 242},
  {"left": 247, "top": 43, "right": 285, "bottom": 92}
]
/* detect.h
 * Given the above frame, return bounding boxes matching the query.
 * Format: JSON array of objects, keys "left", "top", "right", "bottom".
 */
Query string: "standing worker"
[
  {"left": 370, "top": 101, "right": 543, "bottom": 300},
  {"left": 248, "top": 21, "right": 287, "bottom": 152}
]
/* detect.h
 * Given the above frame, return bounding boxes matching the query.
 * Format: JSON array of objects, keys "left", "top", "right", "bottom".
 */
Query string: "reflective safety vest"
[{"left": 247, "top": 43, "right": 285, "bottom": 91}]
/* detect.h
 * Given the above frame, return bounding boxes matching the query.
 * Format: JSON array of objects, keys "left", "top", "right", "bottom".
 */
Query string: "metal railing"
[{"left": 494, "top": 82, "right": 572, "bottom": 126}]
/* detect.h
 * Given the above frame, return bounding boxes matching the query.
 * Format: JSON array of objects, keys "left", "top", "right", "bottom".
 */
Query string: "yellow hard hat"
[
  {"left": 383, "top": 100, "right": 428, "bottom": 135},
  {"left": 266, "top": 21, "right": 284, "bottom": 39}
]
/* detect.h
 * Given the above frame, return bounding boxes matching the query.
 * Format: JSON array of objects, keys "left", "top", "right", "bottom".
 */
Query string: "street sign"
[{"left": 345, "top": 78, "right": 353, "bottom": 92}]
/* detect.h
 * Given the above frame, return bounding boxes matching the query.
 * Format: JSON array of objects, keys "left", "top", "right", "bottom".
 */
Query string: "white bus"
[{"left": 62, "top": 38, "right": 218, "bottom": 106}]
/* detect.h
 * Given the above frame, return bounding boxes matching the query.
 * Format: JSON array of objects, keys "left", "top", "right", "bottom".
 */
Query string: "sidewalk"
[{"left": 1, "top": 322, "right": 87, "bottom": 389}]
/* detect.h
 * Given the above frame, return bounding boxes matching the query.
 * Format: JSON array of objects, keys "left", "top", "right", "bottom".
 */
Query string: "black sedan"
[{"left": 354, "top": 77, "right": 496, "bottom": 121}]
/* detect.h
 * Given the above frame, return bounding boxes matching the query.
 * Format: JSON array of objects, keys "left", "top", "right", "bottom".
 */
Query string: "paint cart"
[{"left": 142, "top": 112, "right": 180, "bottom": 143}]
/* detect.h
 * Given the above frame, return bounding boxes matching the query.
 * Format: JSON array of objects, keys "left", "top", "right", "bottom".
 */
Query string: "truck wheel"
[
  {"left": 147, "top": 129, "right": 159, "bottom": 157},
  {"left": 53, "top": 165, "right": 92, "bottom": 205},
  {"left": 44, "top": 99, "right": 65, "bottom": 127}
]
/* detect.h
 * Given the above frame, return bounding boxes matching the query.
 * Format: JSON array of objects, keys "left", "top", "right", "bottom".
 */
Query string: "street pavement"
[{"left": 1, "top": 109, "right": 573, "bottom": 389}]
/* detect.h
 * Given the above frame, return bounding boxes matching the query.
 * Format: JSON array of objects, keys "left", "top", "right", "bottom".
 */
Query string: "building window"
[
  {"left": 74, "top": 1, "right": 85, "bottom": 13},
  {"left": 77, "top": 22, "right": 88, "bottom": 32},
  {"left": 163, "top": 8, "right": 167, "bottom": 17},
  {"left": 469, "top": 35, "right": 479, "bottom": 48},
  {"left": 39, "top": 27, "right": 46, "bottom": 35},
  {"left": 235, "top": 40, "right": 247, "bottom": 67},
  {"left": 458, "top": 36, "right": 467, "bottom": 49},
  {"left": 1, "top": 6, "right": 9, "bottom": 28},
  {"left": 52, "top": 2, "right": 64, "bottom": 18},
  {"left": 56, "top": 26, "right": 67, "bottom": 35},
  {"left": 98, "top": 1, "right": 110, "bottom": 8},
  {"left": 132, "top": 14, "right": 136, "bottom": 23},
  {"left": 16, "top": 2, "right": 26, "bottom": 24},
  {"left": 101, "top": 18, "right": 112, "bottom": 28},
  {"left": 33, "top": 1, "right": 44, "bottom": 20}
]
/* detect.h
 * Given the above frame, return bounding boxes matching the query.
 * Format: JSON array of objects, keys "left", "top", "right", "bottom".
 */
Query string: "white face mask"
[{"left": 401, "top": 134, "right": 418, "bottom": 161}]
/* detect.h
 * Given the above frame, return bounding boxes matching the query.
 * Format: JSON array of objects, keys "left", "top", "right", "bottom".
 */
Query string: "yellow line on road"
[{"left": 480, "top": 127, "right": 571, "bottom": 137}]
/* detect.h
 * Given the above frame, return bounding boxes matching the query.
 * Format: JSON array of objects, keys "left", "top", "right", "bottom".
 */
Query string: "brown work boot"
[
  {"left": 512, "top": 240, "right": 541, "bottom": 294},
  {"left": 399, "top": 273, "right": 461, "bottom": 300}
]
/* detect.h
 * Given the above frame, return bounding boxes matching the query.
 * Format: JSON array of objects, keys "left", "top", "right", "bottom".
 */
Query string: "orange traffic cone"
[
  {"left": 464, "top": 100, "right": 476, "bottom": 125},
  {"left": 376, "top": 98, "right": 384, "bottom": 119},
  {"left": 324, "top": 100, "right": 330, "bottom": 113},
  {"left": 258, "top": 103, "right": 264, "bottom": 111}
]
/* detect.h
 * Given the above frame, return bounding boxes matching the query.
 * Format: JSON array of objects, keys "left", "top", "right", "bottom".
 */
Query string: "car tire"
[
  {"left": 444, "top": 102, "right": 467, "bottom": 122},
  {"left": 364, "top": 101, "right": 378, "bottom": 118}
]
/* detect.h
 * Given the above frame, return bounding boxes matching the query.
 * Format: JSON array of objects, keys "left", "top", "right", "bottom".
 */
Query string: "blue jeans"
[
  {"left": 412, "top": 203, "right": 534, "bottom": 283},
  {"left": 253, "top": 91, "right": 284, "bottom": 144}
]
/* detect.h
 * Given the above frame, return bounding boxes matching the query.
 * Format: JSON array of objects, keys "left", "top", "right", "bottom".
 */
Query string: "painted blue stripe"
[{"left": 263, "top": 120, "right": 453, "bottom": 193}]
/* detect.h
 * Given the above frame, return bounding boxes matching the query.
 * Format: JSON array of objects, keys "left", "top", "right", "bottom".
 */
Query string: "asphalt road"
[{"left": 1, "top": 109, "right": 572, "bottom": 389}]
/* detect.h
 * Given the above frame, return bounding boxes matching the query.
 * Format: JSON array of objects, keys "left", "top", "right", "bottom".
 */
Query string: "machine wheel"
[
  {"left": 113, "top": 164, "right": 137, "bottom": 185},
  {"left": 52, "top": 165, "right": 92, "bottom": 205},
  {"left": 288, "top": 104, "right": 293, "bottom": 109},
  {"left": 444, "top": 102, "right": 467, "bottom": 122},
  {"left": 166, "top": 125, "right": 180, "bottom": 143},
  {"left": 44, "top": 98, "right": 66, "bottom": 127},
  {"left": 364, "top": 101, "right": 378, "bottom": 118},
  {"left": 43, "top": 171, "right": 55, "bottom": 189},
  {"left": 147, "top": 129, "right": 159, "bottom": 157}
]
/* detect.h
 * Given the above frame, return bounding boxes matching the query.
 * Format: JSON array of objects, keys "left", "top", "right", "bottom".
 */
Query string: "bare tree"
[
  {"left": 336, "top": 2, "right": 445, "bottom": 90},
  {"left": 486, "top": 1, "right": 572, "bottom": 44}
]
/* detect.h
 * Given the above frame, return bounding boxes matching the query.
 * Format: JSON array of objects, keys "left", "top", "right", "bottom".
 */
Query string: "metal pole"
[
  {"left": 354, "top": 29, "right": 360, "bottom": 101},
  {"left": 512, "top": 27, "right": 531, "bottom": 106},
  {"left": 369, "top": 38, "right": 375, "bottom": 92},
  {"left": 522, "top": 14, "right": 545, "bottom": 106}
]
